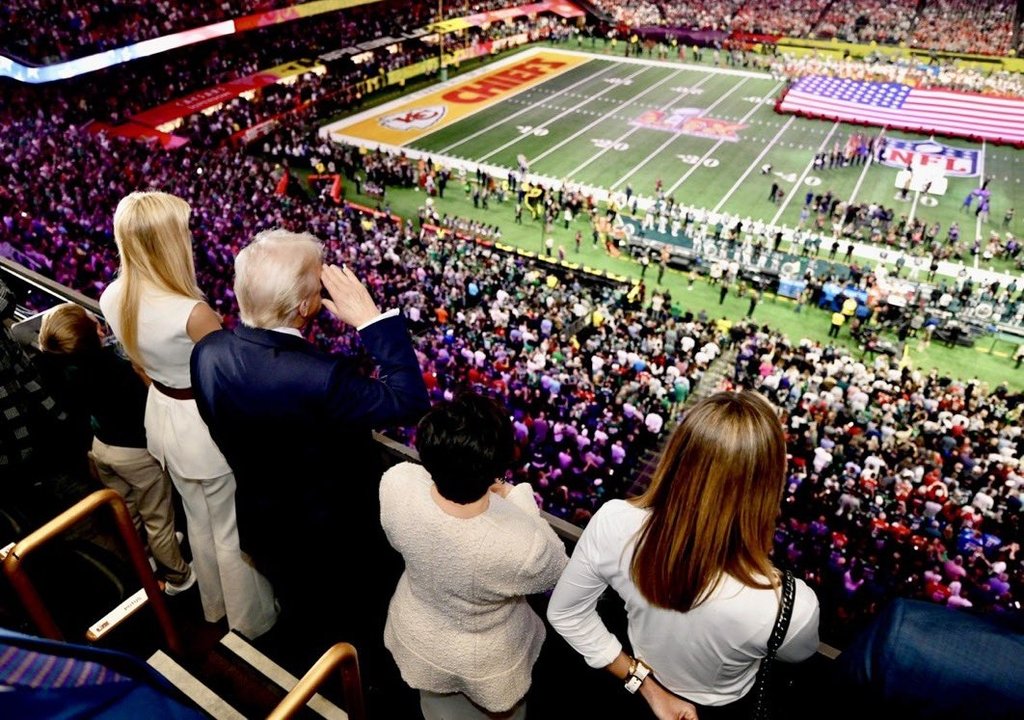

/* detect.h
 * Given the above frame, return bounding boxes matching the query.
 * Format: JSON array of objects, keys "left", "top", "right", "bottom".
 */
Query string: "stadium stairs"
[{"left": 627, "top": 345, "right": 738, "bottom": 498}]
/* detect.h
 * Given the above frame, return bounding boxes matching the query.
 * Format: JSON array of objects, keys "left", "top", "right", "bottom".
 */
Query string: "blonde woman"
[
  {"left": 547, "top": 391, "right": 820, "bottom": 719},
  {"left": 99, "top": 191, "right": 277, "bottom": 639}
]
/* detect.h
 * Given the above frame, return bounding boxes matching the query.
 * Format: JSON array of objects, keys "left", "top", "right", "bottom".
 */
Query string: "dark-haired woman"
[
  {"left": 547, "top": 391, "right": 820, "bottom": 719},
  {"left": 380, "top": 392, "right": 569, "bottom": 719}
]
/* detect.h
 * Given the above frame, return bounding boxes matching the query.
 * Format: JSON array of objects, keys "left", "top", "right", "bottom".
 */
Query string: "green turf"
[
  {"left": 323, "top": 46, "right": 1024, "bottom": 390},
  {"left": 402, "top": 50, "right": 1023, "bottom": 269},
  {"left": 342, "top": 181, "right": 1024, "bottom": 392}
]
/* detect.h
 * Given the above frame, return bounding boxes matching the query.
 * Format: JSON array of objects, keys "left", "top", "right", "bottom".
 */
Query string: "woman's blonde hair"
[
  {"left": 234, "top": 229, "right": 323, "bottom": 329},
  {"left": 112, "top": 191, "right": 201, "bottom": 366},
  {"left": 38, "top": 303, "right": 101, "bottom": 355},
  {"left": 631, "top": 390, "right": 787, "bottom": 611}
]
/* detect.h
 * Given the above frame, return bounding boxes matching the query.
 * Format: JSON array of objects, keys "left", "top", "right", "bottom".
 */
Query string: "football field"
[{"left": 324, "top": 48, "right": 1024, "bottom": 250}]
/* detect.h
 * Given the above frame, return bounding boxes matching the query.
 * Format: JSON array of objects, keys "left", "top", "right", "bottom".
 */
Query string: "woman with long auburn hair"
[
  {"left": 548, "top": 391, "right": 820, "bottom": 719},
  {"left": 99, "top": 191, "right": 277, "bottom": 639}
]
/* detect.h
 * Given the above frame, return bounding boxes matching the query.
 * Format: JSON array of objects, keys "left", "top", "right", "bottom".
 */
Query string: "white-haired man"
[{"left": 191, "top": 229, "right": 429, "bottom": 666}]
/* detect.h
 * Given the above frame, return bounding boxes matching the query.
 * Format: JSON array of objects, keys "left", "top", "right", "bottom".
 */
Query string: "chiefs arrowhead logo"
[{"left": 379, "top": 105, "right": 447, "bottom": 131}]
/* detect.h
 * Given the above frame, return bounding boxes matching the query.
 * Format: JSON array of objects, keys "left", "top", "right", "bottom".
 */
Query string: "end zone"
[{"left": 319, "top": 47, "right": 591, "bottom": 148}]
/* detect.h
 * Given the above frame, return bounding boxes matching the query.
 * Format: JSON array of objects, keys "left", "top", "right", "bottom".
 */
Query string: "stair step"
[
  {"left": 148, "top": 650, "right": 245, "bottom": 720},
  {"left": 219, "top": 631, "right": 347, "bottom": 720}
]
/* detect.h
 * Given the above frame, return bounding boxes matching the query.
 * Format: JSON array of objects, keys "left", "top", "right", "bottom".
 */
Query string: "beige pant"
[
  {"left": 89, "top": 438, "right": 189, "bottom": 585},
  {"left": 168, "top": 467, "right": 278, "bottom": 639},
  {"left": 420, "top": 691, "right": 527, "bottom": 720}
]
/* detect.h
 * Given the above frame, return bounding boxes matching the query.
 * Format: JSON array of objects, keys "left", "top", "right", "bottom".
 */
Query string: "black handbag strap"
[{"left": 750, "top": 569, "right": 796, "bottom": 720}]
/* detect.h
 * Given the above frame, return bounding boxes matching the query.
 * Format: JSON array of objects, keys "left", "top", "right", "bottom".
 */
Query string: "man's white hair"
[{"left": 235, "top": 229, "right": 323, "bottom": 329}]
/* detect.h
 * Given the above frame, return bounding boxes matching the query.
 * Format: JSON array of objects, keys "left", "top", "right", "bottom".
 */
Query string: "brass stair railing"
[
  {"left": 267, "top": 642, "right": 365, "bottom": 720},
  {"left": 2, "top": 488, "right": 181, "bottom": 655}
]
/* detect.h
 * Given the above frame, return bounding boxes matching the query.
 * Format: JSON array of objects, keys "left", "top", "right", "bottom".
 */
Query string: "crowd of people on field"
[{"left": 771, "top": 53, "right": 1024, "bottom": 98}]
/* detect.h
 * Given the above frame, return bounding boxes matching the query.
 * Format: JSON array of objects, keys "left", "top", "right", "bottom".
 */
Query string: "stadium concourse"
[{"left": 1, "top": 0, "right": 1024, "bottom": 717}]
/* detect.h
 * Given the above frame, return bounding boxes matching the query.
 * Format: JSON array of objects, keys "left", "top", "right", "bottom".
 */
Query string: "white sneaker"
[{"left": 164, "top": 564, "right": 197, "bottom": 596}]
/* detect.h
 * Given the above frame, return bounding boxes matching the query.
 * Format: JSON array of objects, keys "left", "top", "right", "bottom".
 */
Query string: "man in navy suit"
[
  {"left": 191, "top": 229, "right": 429, "bottom": 667},
  {"left": 831, "top": 598, "right": 1024, "bottom": 719}
]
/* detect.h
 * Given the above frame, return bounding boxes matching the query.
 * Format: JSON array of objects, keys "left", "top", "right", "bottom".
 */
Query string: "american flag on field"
[{"left": 778, "top": 76, "right": 1024, "bottom": 145}]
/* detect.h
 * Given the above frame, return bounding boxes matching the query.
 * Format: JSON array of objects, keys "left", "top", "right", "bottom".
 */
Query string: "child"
[{"left": 37, "top": 304, "right": 194, "bottom": 595}]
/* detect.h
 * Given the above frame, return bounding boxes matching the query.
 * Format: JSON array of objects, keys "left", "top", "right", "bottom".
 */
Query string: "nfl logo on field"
[{"left": 880, "top": 139, "right": 980, "bottom": 177}]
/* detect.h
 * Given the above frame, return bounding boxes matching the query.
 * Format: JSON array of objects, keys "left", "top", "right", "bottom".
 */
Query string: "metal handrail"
[
  {"left": 1, "top": 488, "right": 181, "bottom": 655},
  {"left": 266, "top": 642, "right": 365, "bottom": 720}
]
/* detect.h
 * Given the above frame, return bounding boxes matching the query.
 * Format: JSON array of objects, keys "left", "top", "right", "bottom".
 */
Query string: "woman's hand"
[
  {"left": 641, "top": 679, "right": 699, "bottom": 720},
  {"left": 489, "top": 481, "right": 512, "bottom": 498}
]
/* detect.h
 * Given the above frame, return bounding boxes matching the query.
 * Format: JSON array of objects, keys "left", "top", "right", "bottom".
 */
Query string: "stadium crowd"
[
  {"left": 813, "top": 0, "right": 919, "bottom": 45},
  {"left": 910, "top": 0, "right": 1017, "bottom": 57},
  {"left": 5, "top": 84, "right": 1023, "bottom": 636},
  {"left": 728, "top": 326, "right": 1023, "bottom": 641},
  {"left": 730, "top": 0, "right": 829, "bottom": 38},
  {"left": 2, "top": 0, "right": 1023, "bottom": 660},
  {"left": 0, "top": 1, "right": 301, "bottom": 63},
  {"left": 590, "top": 0, "right": 1021, "bottom": 56},
  {"left": 0, "top": 0, "right": 524, "bottom": 65}
]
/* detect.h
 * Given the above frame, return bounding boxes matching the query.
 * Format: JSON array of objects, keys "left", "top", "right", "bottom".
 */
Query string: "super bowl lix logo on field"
[
  {"left": 880, "top": 139, "right": 980, "bottom": 177},
  {"left": 631, "top": 108, "right": 746, "bottom": 142},
  {"left": 379, "top": 105, "right": 447, "bottom": 131}
]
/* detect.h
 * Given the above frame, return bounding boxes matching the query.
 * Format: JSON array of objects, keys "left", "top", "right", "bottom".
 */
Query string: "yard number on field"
[
  {"left": 677, "top": 154, "right": 720, "bottom": 167},
  {"left": 593, "top": 138, "right": 629, "bottom": 151},
  {"left": 517, "top": 125, "right": 549, "bottom": 136}
]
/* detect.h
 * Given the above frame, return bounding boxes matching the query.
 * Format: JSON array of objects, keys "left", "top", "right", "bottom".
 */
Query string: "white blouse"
[
  {"left": 100, "top": 279, "right": 230, "bottom": 479},
  {"left": 547, "top": 499, "right": 820, "bottom": 707}
]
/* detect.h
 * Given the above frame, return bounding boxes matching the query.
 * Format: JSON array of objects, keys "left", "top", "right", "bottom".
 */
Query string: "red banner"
[{"left": 131, "top": 72, "right": 282, "bottom": 129}]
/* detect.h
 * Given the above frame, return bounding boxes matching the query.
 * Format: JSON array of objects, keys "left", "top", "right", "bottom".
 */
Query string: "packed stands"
[
  {"left": 811, "top": 0, "right": 920, "bottom": 44},
  {"left": 590, "top": 0, "right": 1022, "bottom": 57},
  {"left": 730, "top": 0, "right": 831, "bottom": 38},
  {"left": 910, "top": 0, "right": 1017, "bottom": 56},
  {"left": 2, "top": 0, "right": 1023, "bottom": 667},
  {"left": 657, "top": 0, "right": 746, "bottom": 32},
  {"left": 729, "top": 327, "right": 1023, "bottom": 641},
  {"left": 0, "top": 1, "right": 301, "bottom": 63}
]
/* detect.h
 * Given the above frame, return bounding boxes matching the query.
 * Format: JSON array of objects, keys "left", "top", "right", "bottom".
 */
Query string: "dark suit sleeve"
[
  {"left": 832, "top": 598, "right": 1024, "bottom": 720},
  {"left": 324, "top": 314, "right": 429, "bottom": 427}
]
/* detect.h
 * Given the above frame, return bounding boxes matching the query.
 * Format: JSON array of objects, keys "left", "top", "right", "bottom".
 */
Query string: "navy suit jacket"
[
  {"left": 833, "top": 598, "right": 1024, "bottom": 720},
  {"left": 190, "top": 315, "right": 429, "bottom": 578}
]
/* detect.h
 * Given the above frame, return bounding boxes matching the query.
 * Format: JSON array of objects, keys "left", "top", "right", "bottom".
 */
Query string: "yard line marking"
[
  {"left": 531, "top": 69, "right": 712, "bottom": 167},
  {"left": 564, "top": 73, "right": 731, "bottom": 181},
  {"left": 437, "top": 61, "right": 620, "bottom": 155},
  {"left": 975, "top": 139, "right": 986, "bottom": 266},
  {"left": 542, "top": 47, "right": 770, "bottom": 80},
  {"left": 664, "top": 81, "right": 784, "bottom": 198},
  {"left": 607, "top": 75, "right": 744, "bottom": 190},
  {"left": 713, "top": 116, "right": 795, "bottom": 212},
  {"left": 475, "top": 64, "right": 654, "bottom": 162},
  {"left": 909, "top": 188, "right": 921, "bottom": 224},
  {"left": 770, "top": 120, "right": 841, "bottom": 225}
]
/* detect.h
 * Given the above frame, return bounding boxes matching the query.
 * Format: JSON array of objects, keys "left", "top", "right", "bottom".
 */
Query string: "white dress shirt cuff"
[{"left": 357, "top": 308, "right": 400, "bottom": 331}]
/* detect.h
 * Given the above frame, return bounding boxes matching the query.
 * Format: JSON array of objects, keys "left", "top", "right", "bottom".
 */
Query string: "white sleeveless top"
[{"left": 100, "top": 278, "right": 231, "bottom": 479}]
